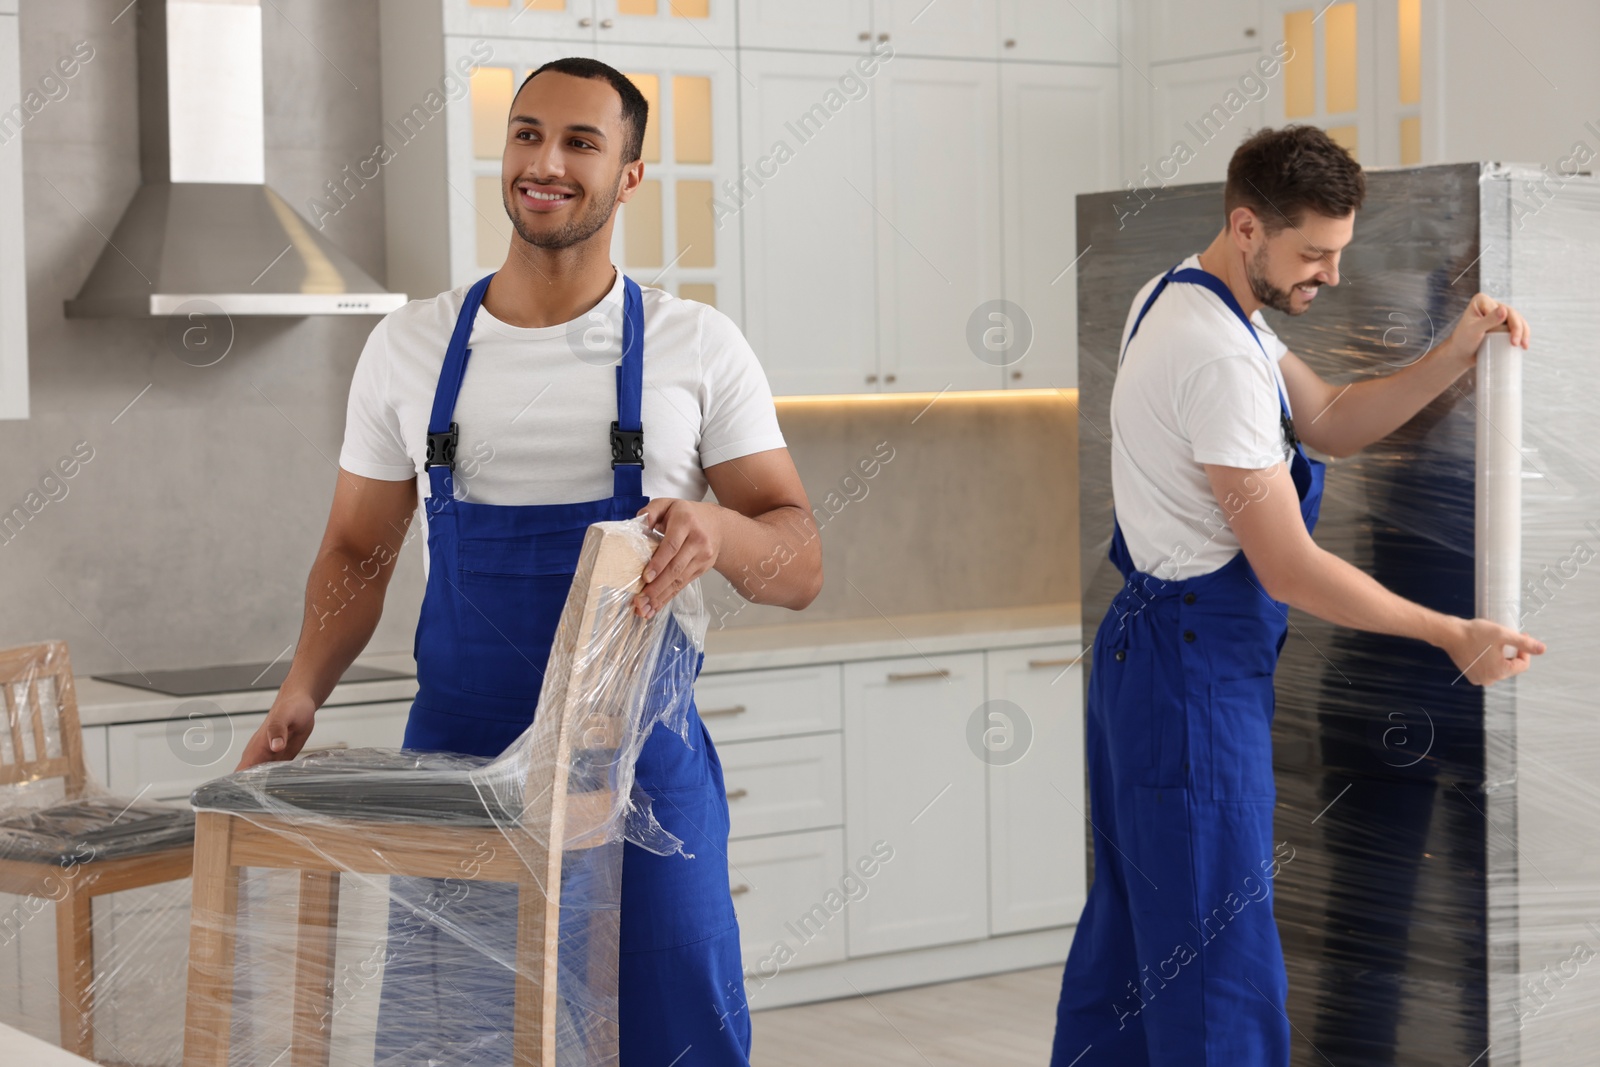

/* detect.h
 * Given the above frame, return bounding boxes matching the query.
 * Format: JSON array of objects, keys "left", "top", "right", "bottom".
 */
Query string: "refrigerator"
[{"left": 1076, "top": 162, "right": 1600, "bottom": 1066}]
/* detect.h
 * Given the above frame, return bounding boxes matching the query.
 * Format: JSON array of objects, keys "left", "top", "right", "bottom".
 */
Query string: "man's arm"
[
  {"left": 1207, "top": 461, "right": 1543, "bottom": 686},
  {"left": 1281, "top": 294, "right": 1529, "bottom": 459},
  {"left": 631, "top": 447, "right": 821, "bottom": 618},
  {"left": 235, "top": 471, "right": 418, "bottom": 768}
]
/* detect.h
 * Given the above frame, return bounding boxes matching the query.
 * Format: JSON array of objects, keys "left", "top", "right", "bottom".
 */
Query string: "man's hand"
[
  {"left": 632, "top": 498, "right": 726, "bottom": 618},
  {"left": 1449, "top": 293, "right": 1531, "bottom": 359},
  {"left": 1436, "top": 616, "right": 1545, "bottom": 686},
  {"left": 235, "top": 690, "right": 318, "bottom": 770}
]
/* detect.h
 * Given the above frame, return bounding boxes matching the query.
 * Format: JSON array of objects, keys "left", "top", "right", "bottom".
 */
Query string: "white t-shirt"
[
  {"left": 1109, "top": 254, "right": 1295, "bottom": 581},
  {"left": 338, "top": 270, "right": 788, "bottom": 566}
]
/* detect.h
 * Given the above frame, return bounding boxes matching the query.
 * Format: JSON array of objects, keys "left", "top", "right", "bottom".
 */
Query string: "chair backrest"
[{"left": 0, "top": 641, "right": 88, "bottom": 798}]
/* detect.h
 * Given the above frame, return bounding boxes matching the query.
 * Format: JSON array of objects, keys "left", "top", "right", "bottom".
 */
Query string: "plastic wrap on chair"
[
  {"left": 182, "top": 516, "right": 709, "bottom": 1066},
  {"left": 0, "top": 640, "right": 197, "bottom": 1066},
  {"left": 1076, "top": 162, "right": 1600, "bottom": 1066}
]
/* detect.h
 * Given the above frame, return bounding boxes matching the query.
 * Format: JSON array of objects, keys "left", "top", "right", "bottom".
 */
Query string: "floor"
[{"left": 750, "top": 965, "right": 1062, "bottom": 1066}]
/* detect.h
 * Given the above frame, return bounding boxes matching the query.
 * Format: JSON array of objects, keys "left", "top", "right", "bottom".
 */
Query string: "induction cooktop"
[{"left": 92, "top": 660, "right": 414, "bottom": 697}]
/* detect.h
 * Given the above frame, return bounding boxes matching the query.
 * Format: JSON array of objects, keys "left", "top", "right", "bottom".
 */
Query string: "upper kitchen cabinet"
[
  {"left": 598, "top": 43, "right": 743, "bottom": 318},
  {"left": 1146, "top": 0, "right": 1263, "bottom": 64},
  {"left": 444, "top": 0, "right": 735, "bottom": 48},
  {"left": 1144, "top": 50, "right": 1271, "bottom": 184},
  {"left": 738, "top": 0, "right": 876, "bottom": 54},
  {"left": 0, "top": 6, "right": 26, "bottom": 420},
  {"left": 998, "top": 0, "right": 1121, "bottom": 65},
  {"left": 1000, "top": 62, "right": 1118, "bottom": 390},
  {"left": 874, "top": 0, "right": 997, "bottom": 60},
  {"left": 738, "top": 49, "right": 880, "bottom": 395},
  {"left": 874, "top": 57, "right": 1004, "bottom": 393}
]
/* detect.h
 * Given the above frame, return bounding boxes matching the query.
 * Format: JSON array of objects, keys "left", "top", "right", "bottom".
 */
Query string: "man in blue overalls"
[
  {"left": 236, "top": 58, "right": 821, "bottom": 1064},
  {"left": 1051, "top": 125, "right": 1542, "bottom": 1065}
]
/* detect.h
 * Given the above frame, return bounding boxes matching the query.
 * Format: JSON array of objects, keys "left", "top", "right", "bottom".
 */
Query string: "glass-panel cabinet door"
[
  {"left": 444, "top": 0, "right": 599, "bottom": 44},
  {"left": 598, "top": 44, "right": 742, "bottom": 325},
  {"left": 1263, "top": 0, "right": 1378, "bottom": 163},
  {"left": 593, "top": 0, "right": 735, "bottom": 49}
]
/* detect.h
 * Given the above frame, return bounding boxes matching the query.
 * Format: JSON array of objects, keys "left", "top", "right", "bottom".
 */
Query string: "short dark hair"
[
  {"left": 1224, "top": 125, "right": 1366, "bottom": 234},
  {"left": 518, "top": 57, "right": 649, "bottom": 164}
]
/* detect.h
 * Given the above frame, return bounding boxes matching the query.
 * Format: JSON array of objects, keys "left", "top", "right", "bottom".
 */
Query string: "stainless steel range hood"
[{"left": 65, "top": 0, "right": 406, "bottom": 318}]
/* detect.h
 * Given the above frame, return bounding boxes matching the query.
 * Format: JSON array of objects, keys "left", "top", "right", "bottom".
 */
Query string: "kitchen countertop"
[{"left": 73, "top": 603, "right": 1081, "bottom": 726}]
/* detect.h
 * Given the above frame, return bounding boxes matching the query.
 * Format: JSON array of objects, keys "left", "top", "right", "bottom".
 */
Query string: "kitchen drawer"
[
  {"left": 106, "top": 700, "right": 413, "bottom": 804},
  {"left": 695, "top": 664, "right": 842, "bottom": 743},
  {"left": 717, "top": 734, "right": 843, "bottom": 841},
  {"left": 728, "top": 828, "right": 848, "bottom": 979}
]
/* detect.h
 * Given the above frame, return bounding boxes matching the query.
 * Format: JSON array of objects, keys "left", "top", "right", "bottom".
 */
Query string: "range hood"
[{"left": 65, "top": 0, "right": 406, "bottom": 317}]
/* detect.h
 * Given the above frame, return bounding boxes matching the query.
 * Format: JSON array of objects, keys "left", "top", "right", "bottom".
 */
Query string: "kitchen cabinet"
[
  {"left": 843, "top": 652, "right": 988, "bottom": 956},
  {"left": 693, "top": 663, "right": 843, "bottom": 742},
  {"left": 874, "top": 0, "right": 998, "bottom": 60},
  {"left": 737, "top": 0, "right": 875, "bottom": 54},
  {"left": 985, "top": 644, "right": 1086, "bottom": 935},
  {"left": 718, "top": 734, "right": 844, "bottom": 840},
  {"left": 727, "top": 828, "right": 849, "bottom": 975},
  {"left": 443, "top": 0, "right": 734, "bottom": 49},
  {"left": 1000, "top": 62, "right": 1118, "bottom": 389},
  {"left": 0, "top": 6, "right": 27, "bottom": 420},
  {"left": 873, "top": 58, "right": 1004, "bottom": 393},
  {"left": 1146, "top": 50, "right": 1270, "bottom": 184},
  {"left": 998, "top": 0, "right": 1121, "bottom": 64},
  {"left": 736, "top": 48, "right": 881, "bottom": 395},
  {"left": 1146, "top": 0, "right": 1263, "bottom": 64}
]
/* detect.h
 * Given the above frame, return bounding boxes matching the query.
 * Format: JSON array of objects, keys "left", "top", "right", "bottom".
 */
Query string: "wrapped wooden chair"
[
  {"left": 0, "top": 640, "right": 195, "bottom": 1061},
  {"left": 182, "top": 519, "right": 700, "bottom": 1067}
]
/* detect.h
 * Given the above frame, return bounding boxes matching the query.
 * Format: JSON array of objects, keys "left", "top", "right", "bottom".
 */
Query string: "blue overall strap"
[
  {"left": 1119, "top": 264, "right": 1180, "bottom": 365},
  {"left": 1161, "top": 264, "right": 1294, "bottom": 421},
  {"left": 612, "top": 276, "right": 646, "bottom": 498},
  {"left": 424, "top": 272, "right": 495, "bottom": 498}
]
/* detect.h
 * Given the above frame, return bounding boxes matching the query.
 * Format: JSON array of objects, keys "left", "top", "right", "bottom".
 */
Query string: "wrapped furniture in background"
[{"left": 1077, "top": 162, "right": 1600, "bottom": 1066}]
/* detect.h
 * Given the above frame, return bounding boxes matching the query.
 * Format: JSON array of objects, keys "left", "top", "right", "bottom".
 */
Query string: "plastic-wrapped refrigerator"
[{"left": 1075, "top": 162, "right": 1600, "bottom": 1066}]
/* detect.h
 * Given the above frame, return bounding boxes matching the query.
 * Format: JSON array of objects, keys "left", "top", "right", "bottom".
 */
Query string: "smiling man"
[
  {"left": 1050, "top": 125, "right": 1544, "bottom": 1066},
  {"left": 236, "top": 58, "right": 821, "bottom": 1064}
]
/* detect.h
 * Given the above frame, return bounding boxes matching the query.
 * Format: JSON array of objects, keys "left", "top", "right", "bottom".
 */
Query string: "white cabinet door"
[
  {"left": 873, "top": 59, "right": 1004, "bottom": 392},
  {"left": 728, "top": 828, "right": 849, "bottom": 982},
  {"left": 738, "top": 0, "right": 876, "bottom": 54},
  {"left": 997, "top": 0, "right": 1120, "bottom": 65},
  {"left": 1000, "top": 62, "right": 1118, "bottom": 390},
  {"left": 1146, "top": 0, "right": 1263, "bottom": 64},
  {"left": 1147, "top": 51, "right": 1270, "bottom": 185},
  {"left": 80, "top": 725, "right": 108, "bottom": 786},
  {"left": 0, "top": 11, "right": 27, "bottom": 421},
  {"left": 737, "top": 49, "right": 882, "bottom": 394},
  {"left": 593, "top": 0, "right": 735, "bottom": 48},
  {"left": 106, "top": 700, "right": 413, "bottom": 804},
  {"left": 597, "top": 43, "right": 744, "bottom": 324},
  {"left": 696, "top": 663, "right": 843, "bottom": 743},
  {"left": 985, "top": 643, "right": 1086, "bottom": 935},
  {"left": 443, "top": 0, "right": 599, "bottom": 43},
  {"left": 843, "top": 652, "right": 987, "bottom": 956},
  {"left": 874, "top": 0, "right": 997, "bottom": 60},
  {"left": 718, "top": 734, "right": 844, "bottom": 840}
]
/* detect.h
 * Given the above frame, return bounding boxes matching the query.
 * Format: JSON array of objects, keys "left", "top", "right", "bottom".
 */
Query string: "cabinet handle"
[
  {"left": 1027, "top": 657, "right": 1076, "bottom": 670},
  {"left": 887, "top": 668, "right": 950, "bottom": 683},
  {"left": 726, "top": 787, "right": 749, "bottom": 801},
  {"left": 732, "top": 884, "right": 751, "bottom": 896},
  {"left": 884, "top": 373, "right": 896, "bottom": 383},
  {"left": 1011, "top": 370, "right": 1023, "bottom": 380},
  {"left": 1004, "top": 38, "right": 1017, "bottom": 49},
  {"left": 865, "top": 373, "right": 879, "bottom": 384},
  {"left": 1245, "top": 27, "right": 1257, "bottom": 37},
  {"left": 859, "top": 30, "right": 871, "bottom": 41},
  {"left": 600, "top": 18, "right": 614, "bottom": 28},
  {"left": 701, "top": 703, "right": 747, "bottom": 718},
  {"left": 878, "top": 32, "right": 890, "bottom": 42},
  {"left": 579, "top": 16, "right": 593, "bottom": 27}
]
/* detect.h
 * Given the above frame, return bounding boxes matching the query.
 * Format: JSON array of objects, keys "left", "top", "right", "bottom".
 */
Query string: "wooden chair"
[
  {"left": 182, "top": 521, "right": 673, "bottom": 1067},
  {"left": 0, "top": 640, "right": 195, "bottom": 1062}
]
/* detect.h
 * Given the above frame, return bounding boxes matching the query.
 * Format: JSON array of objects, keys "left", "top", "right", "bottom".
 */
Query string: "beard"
[
  {"left": 503, "top": 174, "right": 621, "bottom": 251},
  {"left": 1246, "top": 243, "right": 1312, "bottom": 315}
]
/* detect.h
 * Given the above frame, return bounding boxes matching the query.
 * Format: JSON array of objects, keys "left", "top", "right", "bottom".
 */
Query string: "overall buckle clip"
[
  {"left": 610, "top": 422, "right": 644, "bottom": 469},
  {"left": 425, "top": 422, "right": 459, "bottom": 471}
]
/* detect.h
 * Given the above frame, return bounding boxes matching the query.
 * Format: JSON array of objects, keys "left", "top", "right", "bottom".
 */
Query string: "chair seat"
[
  {"left": 189, "top": 747, "right": 611, "bottom": 827},
  {"left": 0, "top": 796, "right": 195, "bottom": 866}
]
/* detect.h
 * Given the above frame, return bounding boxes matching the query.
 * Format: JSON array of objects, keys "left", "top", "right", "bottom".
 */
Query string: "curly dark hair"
[{"left": 1224, "top": 125, "right": 1366, "bottom": 233}]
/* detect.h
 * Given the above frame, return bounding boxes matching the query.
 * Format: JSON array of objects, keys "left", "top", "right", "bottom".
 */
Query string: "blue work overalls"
[
  {"left": 373, "top": 272, "right": 752, "bottom": 1066},
  {"left": 1051, "top": 266, "right": 1325, "bottom": 1067}
]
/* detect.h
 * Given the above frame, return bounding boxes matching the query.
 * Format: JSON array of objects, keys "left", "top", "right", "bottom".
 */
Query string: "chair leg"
[
  {"left": 53, "top": 881, "right": 94, "bottom": 1059},
  {"left": 289, "top": 868, "right": 341, "bottom": 1067},
  {"left": 184, "top": 812, "right": 239, "bottom": 1067},
  {"left": 513, "top": 876, "right": 559, "bottom": 1067}
]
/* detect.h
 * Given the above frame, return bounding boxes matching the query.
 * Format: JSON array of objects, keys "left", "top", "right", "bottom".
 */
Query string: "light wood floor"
[{"left": 750, "top": 965, "right": 1062, "bottom": 1066}]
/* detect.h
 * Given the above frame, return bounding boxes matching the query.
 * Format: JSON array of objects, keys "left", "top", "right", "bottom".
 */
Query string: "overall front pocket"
[
  {"left": 455, "top": 534, "right": 586, "bottom": 699},
  {"left": 1207, "top": 673, "right": 1278, "bottom": 801}
]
